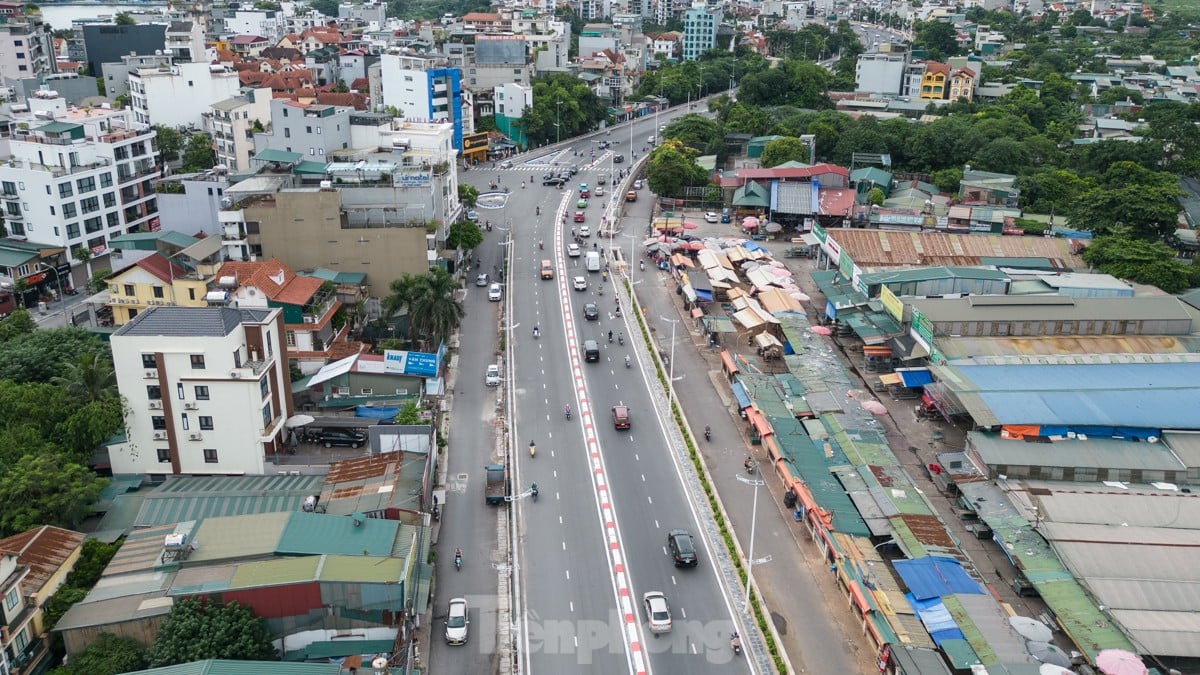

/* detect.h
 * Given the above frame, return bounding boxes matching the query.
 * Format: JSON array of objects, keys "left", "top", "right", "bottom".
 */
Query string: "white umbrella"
[
  {"left": 1039, "top": 665, "right": 1074, "bottom": 675},
  {"left": 1009, "top": 616, "right": 1053, "bottom": 643},
  {"left": 285, "top": 414, "right": 316, "bottom": 428},
  {"left": 790, "top": 292, "right": 811, "bottom": 302},
  {"left": 765, "top": 222, "right": 783, "bottom": 233}
]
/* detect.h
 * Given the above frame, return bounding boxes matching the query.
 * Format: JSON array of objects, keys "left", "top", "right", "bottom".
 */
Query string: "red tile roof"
[
  {"left": 216, "top": 259, "right": 324, "bottom": 306},
  {"left": 735, "top": 163, "right": 849, "bottom": 180},
  {"left": 136, "top": 254, "right": 190, "bottom": 284},
  {"left": 315, "top": 92, "right": 367, "bottom": 109},
  {"left": 462, "top": 12, "right": 502, "bottom": 21},
  {"left": 231, "top": 34, "right": 269, "bottom": 45},
  {"left": 349, "top": 77, "right": 369, "bottom": 91},
  {"left": 924, "top": 61, "right": 951, "bottom": 75},
  {"left": 0, "top": 526, "right": 85, "bottom": 597}
]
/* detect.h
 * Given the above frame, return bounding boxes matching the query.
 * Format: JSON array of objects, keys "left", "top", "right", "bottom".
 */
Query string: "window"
[
  {"left": 1, "top": 181, "right": 15, "bottom": 195},
  {"left": 157, "top": 448, "right": 171, "bottom": 463},
  {"left": 141, "top": 354, "right": 157, "bottom": 368},
  {"left": 100, "top": 172, "right": 113, "bottom": 188},
  {"left": 66, "top": 222, "right": 80, "bottom": 238},
  {"left": 151, "top": 415, "right": 166, "bottom": 430},
  {"left": 81, "top": 196, "right": 100, "bottom": 213},
  {"left": 200, "top": 447, "right": 220, "bottom": 464},
  {"left": 194, "top": 385, "right": 209, "bottom": 400},
  {"left": 84, "top": 216, "right": 102, "bottom": 233},
  {"left": 147, "top": 385, "right": 161, "bottom": 399},
  {"left": 121, "top": 284, "right": 134, "bottom": 296},
  {"left": 306, "top": 126, "right": 312, "bottom": 133},
  {"left": 5, "top": 587, "right": 19, "bottom": 610},
  {"left": 5, "top": 202, "right": 19, "bottom": 217},
  {"left": 59, "top": 183, "right": 73, "bottom": 198},
  {"left": 284, "top": 127, "right": 290, "bottom": 138},
  {"left": 261, "top": 402, "right": 272, "bottom": 427},
  {"left": 190, "top": 354, "right": 206, "bottom": 369},
  {"left": 107, "top": 213, "right": 119, "bottom": 228},
  {"left": 188, "top": 288, "right": 196, "bottom": 301},
  {"left": 153, "top": 286, "right": 164, "bottom": 298},
  {"left": 259, "top": 376, "right": 269, "bottom": 398},
  {"left": 76, "top": 176, "right": 96, "bottom": 193},
  {"left": 62, "top": 202, "right": 77, "bottom": 218},
  {"left": 199, "top": 416, "right": 214, "bottom": 430},
  {"left": 103, "top": 192, "right": 116, "bottom": 208}
]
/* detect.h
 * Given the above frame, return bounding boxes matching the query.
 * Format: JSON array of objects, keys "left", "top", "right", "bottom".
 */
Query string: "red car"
[
  {"left": 612, "top": 404, "right": 631, "bottom": 430},
  {"left": 574, "top": 211, "right": 586, "bottom": 222}
]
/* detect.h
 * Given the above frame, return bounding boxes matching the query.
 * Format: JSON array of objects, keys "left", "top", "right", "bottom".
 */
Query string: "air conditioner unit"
[
  {"left": 148, "top": 400, "right": 162, "bottom": 409},
  {"left": 229, "top": 371, "right": 240, "bottom": 378},
  {"left": 153, "top": 431, "right": 167, "bottom": 440},
  {"left": 188, "top": 433, "right": 202, "bottom": 441},
  {"left": 184, "top": 402, "right": 198, "bottom": 410},
  {"left": 145, "top": 370, "right": 158, "bottom": 378}
]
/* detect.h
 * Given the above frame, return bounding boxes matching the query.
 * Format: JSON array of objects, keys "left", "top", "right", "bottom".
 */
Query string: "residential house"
[
  {"left": 207, "top": 87, "right": 273, "bottom": 172},
  {"left": 920, "top": 62, "right": 951, "bottom": 100},
  {"left": 104, "top": 250, "right": 212, "bottom": 326},
  {"left": 0, "top": 553, "right": 42, "bottom": 674},
  {"left": 0, "top": 5, "right": 55, "bottom": 82},
  {"left": 229, "top": 34, "right": 271, "bottom": 59},
  {"left": 0, "top": 526, "right": 86, "bottom": 645},
  {"left": 682, "top": 4, "right": 718, "bottom": 61},
  {"left": 165, "top": 20, "right": 206, "bottom": 62},
  {"left": 129, "top": 61, "right": 242, "bottom": 129},
  {"left": 647, "top": 32, "right": 680, "bottom": 60},
  {"left": 948, "top": 66, "right": 976, "bottom": 101}
]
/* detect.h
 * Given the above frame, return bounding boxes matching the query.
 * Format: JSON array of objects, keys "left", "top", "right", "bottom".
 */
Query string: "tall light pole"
[
  {"left": 555, "top": 99, "right": 563, "bottom": 146},
  {"left": 622, "top": 233, "right": 638, "bottom": 285},
  {"left": 737, "top": 473, "right": 767, "bottom": 616},
  {"left": 659, "top": 315, "right": 679, "bottom": 409}
]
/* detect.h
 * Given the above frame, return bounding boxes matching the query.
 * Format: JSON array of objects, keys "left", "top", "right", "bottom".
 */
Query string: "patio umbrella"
[
  {"left": 743, "top": 215, "right": 760, "bottom": 224},
  {"left": 791, "top": 292, "right": 811, "bottom": 302},
  {"left": 770, "top": 267, "right": 792, "bottom": 277},
  {"left": 1009, "top": 616, "right": 1053, "bottom": 643},
  {"left": 809, "top": 325, "right": 832, "bottom": 335},
  {"left": 1039, "top": 665, "right": 1074, "bottom": 675},
  {"left": 765, "top": 222, "right": 783, "bottom": 233},
  {"left": 682, "top": 220, "right": 699, "bottom": 229},
  {"left": 285, "top": 414, "right": 316, "bottom": 428},
  {"left": 642, "top": 237, "right": 661, "bottom": 246},
  {"left": 742, "top": 221, "right": 759, "bottom": 231},
  {"left": 1096, "top": 649, "right": 1148, "bottom": 675},
  {"left": 1026, "top": 642, "right": 1072, "bottom": 668},
  {"left": 861, "top": 400, "right": 889, "bottom": 415},
  {"left": 684, "top": 241, "right": 706, "bottom": 251}
]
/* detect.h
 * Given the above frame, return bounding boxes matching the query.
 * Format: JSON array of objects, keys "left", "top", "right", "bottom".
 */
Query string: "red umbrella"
[
  {"left": 682, "top": 220, "right": 699, "bottom": 229},
  {"left": 809, "top": 326, "right": 832, "bottom": 335},
  {"left": 684, "top": 241, "right": 705, "bottom": 251}
]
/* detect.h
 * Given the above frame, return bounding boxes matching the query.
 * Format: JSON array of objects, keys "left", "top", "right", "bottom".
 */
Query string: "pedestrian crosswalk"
[{"left": 487, "top": 150, "right": 618, "bottom": 172}]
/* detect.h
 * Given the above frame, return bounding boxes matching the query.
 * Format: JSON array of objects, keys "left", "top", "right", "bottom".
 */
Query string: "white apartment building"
[
  {"left": 0, "top": 92, "right": 160, "bottom": 266},
  {"left": 101, "top": 53, "right": 174, "bottom": 99},
  {"left": 855, "top": 53, "right": 907, "bottom": 95},
  {"left": 207, "top": 87, "right": 272, "bottom": 172},
  {"left": 109, "top": 306, "right": 293, "bottom": 476},
  {"left": 165, "top": 20, "right": 206, "bottom": 62},
  {"left": 129, "top": 61, "right": 242, "bottom": 130},
  {"left": 379, "top": 53, "right": 466, "bottom": 151},
  {"left": 0, "top": 9, "right": 55, "bottom": 83},
  {"left": 253, "top": 98, "right": 354, "bottom": 159},
  {"left": 224, "top": 9, "right": 284, "bottom": 42}
]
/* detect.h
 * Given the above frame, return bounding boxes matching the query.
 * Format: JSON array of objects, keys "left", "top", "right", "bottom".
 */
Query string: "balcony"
[{"left": 3, "top": 157, "right": 112, "bottom": 178}]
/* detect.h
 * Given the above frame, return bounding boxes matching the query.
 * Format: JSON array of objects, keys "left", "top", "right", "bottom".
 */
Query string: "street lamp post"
[
  {"left": 622, "top": 233, "right": 638, "bottom": 285},
  {"left": 659, "top": 315, "right": 679, "bottom": 409},
  {"left": 555, "top": 100, "right": 563, "bottom": 146},
  {"left": 737, "top": 473, "right": 767, "bottom": 616}
]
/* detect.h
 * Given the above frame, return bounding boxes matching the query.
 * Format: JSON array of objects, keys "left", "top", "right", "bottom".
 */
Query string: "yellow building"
[
  {"left": 106, "top": 254, "right": 212, "bottom": 325},
  {"left": 949, "top": 67, "right": 977, "bottom": 102},
  {"left": 0, "top": 526, "right": 86, "bottom": 673},
  {"left": 920, "top": 62, "right": 951, "bottom": 100}
]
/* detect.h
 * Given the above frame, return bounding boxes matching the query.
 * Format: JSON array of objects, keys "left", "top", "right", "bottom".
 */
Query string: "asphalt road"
[{"left": 476, "top": 109, "right": 756, "bottom": 675}]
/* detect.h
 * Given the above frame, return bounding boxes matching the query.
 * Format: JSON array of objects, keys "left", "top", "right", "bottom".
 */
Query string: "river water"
[{"left": 35, "top": 3, "right": 171, "bottom": 31}]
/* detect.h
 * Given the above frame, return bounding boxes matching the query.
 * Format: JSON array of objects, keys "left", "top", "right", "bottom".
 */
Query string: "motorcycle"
[
  {"left": 536, "top": 206, "right": 541, "bottom": 216},
  {"left": 608, "top": 331, "right": 614, "bottom": 344},
  {"left": 617, "top": 333, "right": 624, "bottom": 346},
  {"left": 744, "top": 456, "right": 756, "bottom": 474},
  {"left": 454, "top": 552, "right": 462, "bottom": 571},
  {"left": 529, "top": 440, "right": 537, "bottom": 458},
  {"left": 730, "top": 632, "right": 742, "bottom": 656},
  {"left": 64, "top": 287, "right": 80, "bottom": 296},
  {"left": 533, "top": 326, "right": 540, "bottom": 339},
  {"left": 531, "top": 483, "right": 539, "bottom": 501},
  {"left": 704, "top": 426, "right": 712, "bottom": 441},
  {"left": 639, "top": 260, "right": 644, "bottom": 271},
  {"left": 431, "top": 504, "right": 441, "bottom": 521},
  {"left": 564, "top": 405, "right": 572, "bottom": 421},
  {"left": 625, "top": 355, "right": 631, "bottom": 369}
]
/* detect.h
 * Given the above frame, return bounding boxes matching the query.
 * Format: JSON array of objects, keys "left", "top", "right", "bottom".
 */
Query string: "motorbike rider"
[
  {"left": 564, "top": 404, "right": 572, "bottom": 419},
  {"left": 625, "top": 355, "right": 631, "bottom": 368},
  {"left": 533, "top": 323, "right": 540, "bottom": 338},
  {"left": 705, "top": 425, "right": 712, "bottom": 440},
  {"left": 454, "top": 548, "right": 463, "bottom": 568},
  {"left": 531, "top": 482, "right": 539, "bottom": 498},
  {"left": 608, "top": 330, "right": 613, "bottom": 343},
  {"left": 744, "top": 455, "right": 754, "bottom": 472},
  {"left": 617, "top": 332, "right": 624, "bottom": 345}
]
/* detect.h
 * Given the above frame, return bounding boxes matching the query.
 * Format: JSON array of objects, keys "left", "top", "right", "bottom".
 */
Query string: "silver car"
[
  {"left": 445, "top": 597, "right": 469, "bottom": 645},
  {"left": 642, "top": 592, "right": 672, "bottom": 634}
]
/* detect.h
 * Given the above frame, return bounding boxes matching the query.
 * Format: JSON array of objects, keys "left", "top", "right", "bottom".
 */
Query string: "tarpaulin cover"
[
  {"left": 894, "top": 556, "right": 984, "bottom": 600},
  {"left": 897, "top": 368, "right": 934, "bottom": 388},
  {"left": 1000, "top": 425, "right": 1041, "bottom": 440},
  {"left": 355, "top": 406, "right": 400, "bottom": 419},
  {"left": 905, "top": 594, "right": 967, "bottom": 646},
  {"left": 742, "top": 241, "right": 766, "bottom": 252},
  {"left": 731, "top": 381, "right": 751, "bottom": 409}
]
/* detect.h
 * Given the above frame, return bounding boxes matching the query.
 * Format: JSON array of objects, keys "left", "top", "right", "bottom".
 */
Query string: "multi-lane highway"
[{"left": 431, "top": 107, "right": 758, "bottom": 675}]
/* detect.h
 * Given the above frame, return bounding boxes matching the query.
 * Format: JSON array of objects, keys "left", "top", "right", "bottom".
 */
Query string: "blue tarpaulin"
[
  {"left": 894, "top": 556, "right": 984, "bottom": 600},
  {"left": 355, "top": 406, "right": 399, "bottom": 419},
  {"left": 742, "top": 241, "right": 766, "bottom": 252},
  {"left": 897, "top": 368, "right": 934, "bottom": 388},
  {"left": 731, "top": 381, "right": 751, "bottom": 410},
  {"left": 906, "top": 595, "right": 966, "bottom": 646}
]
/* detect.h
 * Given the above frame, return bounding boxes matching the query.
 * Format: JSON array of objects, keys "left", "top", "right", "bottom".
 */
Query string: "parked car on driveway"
[{"left": 316, "top": 429, "right": 367, "bottom": 449}]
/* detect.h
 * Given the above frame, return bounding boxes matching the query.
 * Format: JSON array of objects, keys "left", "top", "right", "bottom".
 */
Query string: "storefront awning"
[{"left": 897, "top": 368, "right": 933, "bottom": 388}]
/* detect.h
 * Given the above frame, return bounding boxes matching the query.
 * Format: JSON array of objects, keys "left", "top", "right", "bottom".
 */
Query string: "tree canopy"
[
  {"left": 645, "top": 139, "right": 709, "bottom": 198},
  {"left": 147, "top": 598, "right": 277, "bottom": 667},
  {"left": 50, "top": 633, "right": 145, "bottom": 675}
]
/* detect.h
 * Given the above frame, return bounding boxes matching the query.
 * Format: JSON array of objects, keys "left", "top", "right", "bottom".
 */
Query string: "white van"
[{"left": 585, "top": 251, "right": 601, "bottom": 272}]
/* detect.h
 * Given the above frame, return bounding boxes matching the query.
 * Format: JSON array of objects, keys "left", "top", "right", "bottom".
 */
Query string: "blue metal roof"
[{"left": 947, "top": 362, "right": 1200, "bottom": 429}]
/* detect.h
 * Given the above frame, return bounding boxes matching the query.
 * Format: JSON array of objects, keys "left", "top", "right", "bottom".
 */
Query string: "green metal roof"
[
  {"left": 187, "top": 512, "right": 292, "bottom": 563},
  {"left": 292, "top": 160, "right": 328, "bottom": 175},
  {"left": 124, "top": 659, "right": 342, "bottom": 675},
  {"left": 302, "top": 267, "right": 367, "bottom": 285},
  {"left": 0, "top": 246, "right": 38, "bottom": 267},
  {"left": 109, "top": 230, "right": 199, "bottom": 251},
  {"left": 733, "top": 181, "right": 770, "bottom": 208},
  {"left": 283, "top": 639, "right": 395, "bottom": 661},
  {"left": 318, "top": 554, "right": 407, "bottom": 582},
  {"left": 850, "top": 166, "right": 892, "bottom": 185},
  {"left": 977, "top": 256, "right": 1056, "bottom": 269},
  {"left": 275, "top": 512, "right": 401, "bottom": 557},
  {"left": 230, "top": 555, "right": 319, "bottom": 588},
  {"left": 254, "top": 149, "right": 302, "bottom": 164},
  {"left": 35, "top": 120, "right": 83, "bottom": 134},
  {"left": 134, "top": 474, "right": 326, "bottom": 527},
  {"left": 857, "top": 266, "right": 1008, "bottom": 285}
]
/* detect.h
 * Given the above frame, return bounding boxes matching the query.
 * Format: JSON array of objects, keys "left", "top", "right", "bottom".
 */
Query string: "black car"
[
  {"left": 315, "top": 429, "right": 367, "bottom": 449},
  {"left": 613, "top": 154, "right": 625, "bottom": 164},
  {"left": 667, "top": 529, "right": 698, "bottom": 567},
  {"left": 568, "top": 166, "right": 579, "bottom": 176},
  {"left": 583, "top": 303, "right": 600, "bottom": 320},
  {"left": 542, "top": 177, "right": 566, "bottom": 187}
]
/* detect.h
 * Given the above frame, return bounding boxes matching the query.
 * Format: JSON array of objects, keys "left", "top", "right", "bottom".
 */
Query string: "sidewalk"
[{"left": 629, "top": 240, "right": 879, "bottom": 674}]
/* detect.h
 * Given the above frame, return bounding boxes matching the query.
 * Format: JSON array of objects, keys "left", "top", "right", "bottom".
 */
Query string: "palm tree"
[
  {"left": 409, "top": 268, "right": 464, "bottom": 348},
  {"left": 52, "top": 352, "right": 117, "bottom": 402}
]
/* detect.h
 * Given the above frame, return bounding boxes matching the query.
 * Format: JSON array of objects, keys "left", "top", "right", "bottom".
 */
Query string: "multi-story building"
[
  {"left": 948, "top": 66, "right": 977, "bottom": 102},
  {"left": 153, "top": 172, "right": 230, "bottom": 237},
  {"left": 104, "top": 249, "right": 214, "bottom": 325},
  {"left": 855, "top": 53, "right": 907, "bottom": 95},
  {"left": 207, "top": 86, "right": 272, "bottom": 172},
  {"left": 379, "top": 53, "right": 465, "bottom": 151},
  {"left": 109, "top": 305, "right": 293, "bottom": 475},
  {"left": 579, "top": 23, "right": 620, "bottom": 62},
  {"left": 224, "top": 9, "right": 283, "bottom": 42},
  {"left": 338, "top": 1, "right": 387, "bottom": 25},
  {"left": 100, "top": 53, "right": 173, "bottom": 99},
  {"left": 574, "top": 0, "right": 604, "bottom": 21},
  {"left": 494, "top": 82, "right": 531, "bottom": 148},
  {"left": 0, "top": 6, "right": 55, "bottom": 83},
  {"left": 0, "top": 92, "right": 160, "bottom": 271},
  {"left": 165, "top": 20, "right": 206, "bottom": 62},
  {"left": 0, "top": 525, "right": 85, "bottom": 675},
  {"left": 920, "top": 61, "right": 950, "bottom": 99},
  {"left": 129, "top": 61, "right": 241, "bottom": 129},
  {"left": 81, "top": 23, "right": 167, "bottom": 79},
  {"left": 0, "top": 552, "right": 43, "bottom": 674},
  {"left": 253, "top": 98, "right": 354, "bottom": 160},
  {"left": 467, "top": 36, "right": 531, "bottom": 92},
  {"left": 214, "top": 259, "right": 357, "bottom": 374},
  {"left": 682, "top": 4, "right": 718, "bottom": 61}
]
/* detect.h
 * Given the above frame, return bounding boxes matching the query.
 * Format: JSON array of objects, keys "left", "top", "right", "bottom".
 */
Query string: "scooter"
[
  {"left": 617, "top": 333, "right": 624, "bottom": 346},
  {"left": 564, "top": 405, "right": 572, "bottom": 421},
  {"left": 529, "top": 440, "right": 537, "bottom": 458},
  {"left": 625, "top": 355, "right": 631, "bottom": 369},
  {"left": 531, "top": 483, "right": 539, "bottom": 501},
  {"left": 730, "top": 632, "right": 742, "bottom": 656},
  {"left": 455, "top": 553, "right": 462, "bottom": 571},
  {"left": 744, "top": 456, "right": 756, "bottom": 474},
  {"left": 432, "top": 504, "right": 440, "bottom": 521},
  {"left": 704, "top": 426, "right": 712, "bottom": 441}
]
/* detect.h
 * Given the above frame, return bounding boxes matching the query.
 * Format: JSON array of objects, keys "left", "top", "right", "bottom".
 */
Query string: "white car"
[
  {"left": 704, "top": 211, "right": 719, "bottom": 223},
  {"left": 633, "top": 179, "right": 644, "bottom": 190},
  {"left": 568, "top": 243, "right": 581, "bottom": 257},
  {"left": 579, "top": 225, "right": 591, "bottom": 237},
  {"left": 475, "top": 273, "right": 489, "bottom": 287},
  {"left": 642, "top": 592, "right": 672, "bottom": 634},
  {"left": 595, "top": 186, "right": 605, "bottom": 197},
  {"left": 573, "top": 275, "right": 588, "bottom": 291},
  {"left": 485, "top": 364, "right": 501, "bottom": 386},
  {"left": 488, "top": 282, "right": 502, "bottom": 301},
  {"left": 445, "top": 597, "right": 469, "bottom": 645}
]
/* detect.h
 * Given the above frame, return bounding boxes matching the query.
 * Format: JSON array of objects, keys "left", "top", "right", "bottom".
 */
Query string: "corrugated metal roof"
[
  {"left": 937, "top": 335, "right": 1200, "bottom": 360},
  {"left": 318, "top": 554, "right": 406, "bottom": 583},
  {"left": 275, "top": 512, "right": 400, "bottom": 557},
  {"left": 968, "top": 431, "right": 1190, "bottom": 473},
  {"left": 124, "top": 659, "right": 342, "bottom": 675},
  {"left": 135, "top": 474, "right": 325, "bottom": 527},
  {"left": 826, "top": 228, "right": 1084, "bottom": 269},
  {"left": 858, "top": 266, "right": 1009, "bottom": 285},
  {"left": 229, "top": 555, "right": 319, "bottom": 588},
  {"left": 1164, "top": 432, "right": 1200, "bottom": 467},
  {"left": 187, "top": 512, "right": 291, "bottom": 563}
]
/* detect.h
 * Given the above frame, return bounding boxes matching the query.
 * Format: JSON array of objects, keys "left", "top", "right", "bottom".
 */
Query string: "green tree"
[
  {"left": 662, "top": 114, "right": 722, "bottom": 153},
  {"left": 408, "top": 268, "right": 464, "bottom": 347},
  {"left": 1097, "top": 85, "right": 1144, "bottom": 105},
  {"left": 445, "top": 220, "right": 483, "bottom": 251},
  {"left": 42, "top": 538, "right": 121, "bottom": 630},
  {"left": 50, "top": 633, "right": 145, "bottom": 675},
  {"left": 867, "top": 187, "right": 885, "bottom": 206},
  {"left": 760, "top": 137, "right": 808, "bottom": 168},
  {"left": 0, "top": 308, "right": 35, "bottom": 343},
  {"left": 147, "top": 598, "right": 277, "bottom": 667},
  {"left": 153, "top": 125, "right": 183, "bottom": 163},
  {"left": 308, "top": 0, "right": 339, "bottom": 16},
  {"left": 645, "top": 139, "right": 708, "bottom": 198},
  {"left": 393, "top": 400, "right": 423, "bottom": 424},
  {"left": 180, "top": 134, "right": 216, "bottom": 172},
  {"left": 113, "top": 12, "right": 136, "bottom": 25},
  {"left": 0, "top": 454, "right": 107, "bottom": 535},
  {"left": 0, "top": 327, "right": 107, "bottom": 384},
  {"left": 51, "top": 352, "right": 116, "bottom": 403},
  {"left": 972, "top": 137, "right": 1032, "bottom": 174},
  {"left": 913, "top": 20, "right": 960, "bottom": 59},
  {"left": 1082, "top": 235, "right": 1196, "bottom": 293},
  {"left": 1066, "top": 181, "right": 1182, "bottom": 240},
  {"left": 458, "top": 183, "right": 479, "bottom": 208}
]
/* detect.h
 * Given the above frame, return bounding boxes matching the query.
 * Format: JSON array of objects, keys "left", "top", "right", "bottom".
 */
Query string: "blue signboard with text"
[{"left": 384, "top": 342, "right": 444, "bottom": 377}]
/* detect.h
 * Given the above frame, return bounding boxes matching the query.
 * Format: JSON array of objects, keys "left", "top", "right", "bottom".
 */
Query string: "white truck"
[{"left": 585, "top": 251, "right": 601, "bottom": 272}]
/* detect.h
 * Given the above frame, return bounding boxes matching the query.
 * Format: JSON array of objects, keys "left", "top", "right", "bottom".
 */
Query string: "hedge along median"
[{"left": 624, "top": 279, "right": 787, "bottom": 674}]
